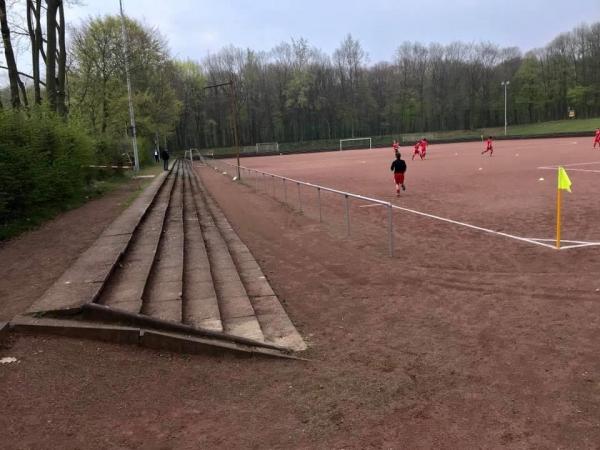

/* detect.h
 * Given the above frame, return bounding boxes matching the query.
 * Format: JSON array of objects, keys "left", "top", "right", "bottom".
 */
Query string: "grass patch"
[
  {"left": 203, "top": 117, "right": 600, "bottom": 157},
  {"left": 0, "top": 163, "right": 163, "bottom": 241},
  {"left": 482, "top": 118, "right": 600, "bottom": 136}
]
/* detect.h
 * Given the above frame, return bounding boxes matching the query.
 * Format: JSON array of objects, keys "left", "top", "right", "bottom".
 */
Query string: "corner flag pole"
[
  {"left": 555, "top": 182, "right": 562, "bottom": 249},
  {"left": 556, "top": 166, "right": 572, "bottom": 249}
]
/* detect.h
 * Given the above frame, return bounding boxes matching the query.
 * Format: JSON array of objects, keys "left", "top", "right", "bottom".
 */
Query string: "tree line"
[
  {"left": 1, "top": 3, "right": 599, "bottom": 156},
  {"left": 175, "top": 24, "right": 600, "bottom": 150}
]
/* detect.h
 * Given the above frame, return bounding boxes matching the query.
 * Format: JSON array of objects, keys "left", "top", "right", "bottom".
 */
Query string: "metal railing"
[{"left": 201, "top": 156, "right": 395, "bottom": 257}]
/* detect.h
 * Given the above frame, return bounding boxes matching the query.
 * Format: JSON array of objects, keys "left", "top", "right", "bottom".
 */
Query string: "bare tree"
[
  {"left": 45, "top": 0, "right": 58, "bottom": 111},
  {"left": 0, "top": 0, "right": 22, "bottom": 108},
  {"left": 57, "top": 0, "right": 66, "bottom": 114},
  {"left": 26, "top": 0, "right": 42, "bottom": 104}
]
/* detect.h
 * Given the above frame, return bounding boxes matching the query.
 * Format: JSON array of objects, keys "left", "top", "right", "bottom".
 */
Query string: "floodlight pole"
[
  {"left": 119, "top": 0, "right": 140, "bottom": 172},
  {"left": 230, "top": 78, "right": 241, "bottom": 181},
  {"left": 204, "top": 79, "right": 241, "bottom": 181},
  {"left": 501, "top": 80, "right": 510, "bottom": 136}
]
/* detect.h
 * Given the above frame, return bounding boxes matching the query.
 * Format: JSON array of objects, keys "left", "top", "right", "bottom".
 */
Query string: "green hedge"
[{"left": 0, "top": 108, "right": 94, "bottom": 239}]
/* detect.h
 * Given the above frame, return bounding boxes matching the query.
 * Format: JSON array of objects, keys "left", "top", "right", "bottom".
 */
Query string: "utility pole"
[
  {"left": 501, "top": 80, "right": 510, "bottom": 136},
  {"left": 204, "top": 78, "right": 241, "bottom": 180},
  {"left": 119, "top": 0, "right": 140, "bottom": 172}
]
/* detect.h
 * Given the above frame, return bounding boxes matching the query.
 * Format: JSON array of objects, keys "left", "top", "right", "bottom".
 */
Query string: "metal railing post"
[
  {"left": 388, "top": 203, "right": 394, "bottom": 257},
  {"left": 345, "top": 194, "right": 350, "bottom": 237},
  {"left": 317, "top": 188, "right": 322, "bottom": 222},
  {"left": 221, "top": 163, "right": 398, "bottom": 256}
]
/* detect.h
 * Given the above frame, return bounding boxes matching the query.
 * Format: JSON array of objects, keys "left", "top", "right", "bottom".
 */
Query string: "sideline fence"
[{"left": 201, "top": 156, "right": 395, "bottom": 257}]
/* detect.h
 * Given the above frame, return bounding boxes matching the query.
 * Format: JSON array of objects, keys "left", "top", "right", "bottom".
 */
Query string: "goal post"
[
  {"left": 340, "top": 137, "right": 372, "bottom": 151},
  {"left": 256, "top": 142, "right": 279, "bottom": 153},
  {"left": 185, "top": 148, "right": 203, "bottom": 162}
]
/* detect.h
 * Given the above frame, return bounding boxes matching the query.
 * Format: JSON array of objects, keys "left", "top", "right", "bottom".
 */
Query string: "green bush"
[{"left": 0, "top": 108, "right": 94, "bottom": 239}]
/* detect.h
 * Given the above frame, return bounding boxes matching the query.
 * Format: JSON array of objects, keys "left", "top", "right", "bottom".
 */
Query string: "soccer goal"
[
  {"left": 340, "top": 137, "right": 372, "bottom": 151},
  {"left": 184, "top": 148, "right": 203, "bottom": 162},
  {"left": 256, "top": 142, "right": 280, "bottom": 153}
]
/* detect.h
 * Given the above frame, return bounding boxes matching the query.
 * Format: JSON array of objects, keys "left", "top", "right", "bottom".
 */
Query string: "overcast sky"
[
  {"left": 66, "top": 0, "right": 599, "bottom": 62},
  {"left": 2, "top": 0, "right": 599, "bottom": 86}
]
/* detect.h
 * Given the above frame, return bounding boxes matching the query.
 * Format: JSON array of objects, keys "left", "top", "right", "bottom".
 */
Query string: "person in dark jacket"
[
  {"left": 160, "top": 147, "right": 170, "bottom": 170},
  {"left": 390, "top": 152, "right": 407, "bottom": 196}
]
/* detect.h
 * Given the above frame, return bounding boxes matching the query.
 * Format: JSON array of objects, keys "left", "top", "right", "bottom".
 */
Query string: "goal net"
[
  {"left": 184, "top": 148, "right": 204, "bottom": 162},
  {"left": 256, "top": 142, "right": 280, "bottom": 153},
  {"left": 340, "top": 137, "right": 372, "bottom": 151}
]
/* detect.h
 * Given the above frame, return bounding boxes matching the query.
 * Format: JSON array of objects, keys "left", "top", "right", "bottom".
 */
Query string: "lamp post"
[
  {"left": 501, "top": 80, "right": 510, "bottom": 136},
  {"left": 119, "top": 0, "right": 140, "bottom": 172}
]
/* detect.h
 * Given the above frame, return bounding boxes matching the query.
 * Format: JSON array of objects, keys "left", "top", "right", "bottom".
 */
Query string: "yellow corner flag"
[
  {"left": 556, "top": 166, "right": 572, "bottom": 248},
  {"left": 558, "top": 166, "right": 572, "bottom": 193}
]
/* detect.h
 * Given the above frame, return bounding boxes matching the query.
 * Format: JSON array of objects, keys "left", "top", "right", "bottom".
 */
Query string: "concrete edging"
[
  {"left": 26, "top": 170, "right": 171, "bottom": 316},
  {"left": 8, "top": 315, "right": 304, "bottom": 360}
]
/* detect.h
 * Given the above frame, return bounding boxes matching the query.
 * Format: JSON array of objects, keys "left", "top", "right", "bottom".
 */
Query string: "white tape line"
[
  {"left": 538, "top": 167, "right": 600, "bottom": 174},
  {"left": 526, "top": 238, "right": 599, "bottom": 245},
  {"left": 389, "top": 203, "right": 557, "bottom": 249},
  {"left": 538, "top": 161, "right": 600, "bottom": 169},
  {"left": 559, "top": 242, "right": 600, "bottom": 250},
  {"left": 359, "top": 203, "right": 385, "bottom": 208},
  {"left": 563, "top": 161, "right": 600, "bottom": 167}
]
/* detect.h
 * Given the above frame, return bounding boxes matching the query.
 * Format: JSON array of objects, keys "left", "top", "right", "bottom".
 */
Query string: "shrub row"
[{"left": 0, "top": 108, "right": 94, "bottom": 238}]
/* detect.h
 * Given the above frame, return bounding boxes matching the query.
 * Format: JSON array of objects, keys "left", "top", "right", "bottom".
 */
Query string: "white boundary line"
[
  {"left": 526, "top": 238, "right": 596, "bottom": 244},
  {"left": 388, "top": 203, "right": 558, "bottom": 249},
  {"left": 212, "top": 159, "right": 599, "bottom": 252},
  {"left": 562, "top": 161, "right": 600, "bottom": 167},
  {"left": 559, "top": 242, "right": 600, "bottom": 250},
  {"left": 538, "top": 161, "right": 600, "bottom": 169},
  {"left": 359, "top": 203, "right": 385, "bottom": 208},
  {"left": 538, "top": 167, "right": 600, "bottom": 174}
]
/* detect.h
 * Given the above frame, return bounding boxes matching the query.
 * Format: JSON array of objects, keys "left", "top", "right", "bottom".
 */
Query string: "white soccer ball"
[{"left": 539, "top": 177, "right": 544, "bottom": 181}]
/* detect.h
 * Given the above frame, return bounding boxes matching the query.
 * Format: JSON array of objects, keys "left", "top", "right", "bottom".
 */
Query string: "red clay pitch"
[
  {"left": 2, "top": 137, "right": 600, "bottom": 447},
  {"left": 233, "top": 137, "right": 600, "bottom": 246}
]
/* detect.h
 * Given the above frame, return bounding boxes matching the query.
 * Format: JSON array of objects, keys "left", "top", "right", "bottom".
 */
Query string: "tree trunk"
[
  {"left": 57, "top": 0, "right": 66, "bottom": 115},
  {"left": 45, "top": 0, "right": 59, "bottom": 111},
  {"left": 27, "top": 0, "right": 42, "bottom": 105},
  {"left": 17, "top": 77, "right": 29, "bottom": 107},
  {"left": 0, "top": 0, "right": 22, "bottom": 108}
]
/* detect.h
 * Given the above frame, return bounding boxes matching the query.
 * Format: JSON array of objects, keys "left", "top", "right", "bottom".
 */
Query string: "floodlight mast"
[
  {"left": 501, "top": 80, "right": 510, "bottom": 136},
  {"left": 204, "top": 79, "right": 241, "bottom": 180},
  {"left": 119, "top": 0, "right": 140, "bottom": 172}
]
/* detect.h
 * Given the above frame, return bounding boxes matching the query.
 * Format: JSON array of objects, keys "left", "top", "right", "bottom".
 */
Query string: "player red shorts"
[{"left": 394, "top": 173, "right": 405, "bottom": 184}]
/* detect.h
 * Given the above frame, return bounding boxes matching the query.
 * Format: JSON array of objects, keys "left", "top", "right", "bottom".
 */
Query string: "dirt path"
[
  {"left": 1, "top": 159, "right": 600, "bottom": 448},
  {"left": 0, "top": 180, "right": 153, "bottom": 322}
]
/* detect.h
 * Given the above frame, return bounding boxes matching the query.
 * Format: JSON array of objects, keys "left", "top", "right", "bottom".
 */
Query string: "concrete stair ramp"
[
  {"left": 193, "top": 172, "right": 307, "bottom": 352},
  {"left": 11, "top": 159, "right": 306, "bottom": 358}
]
